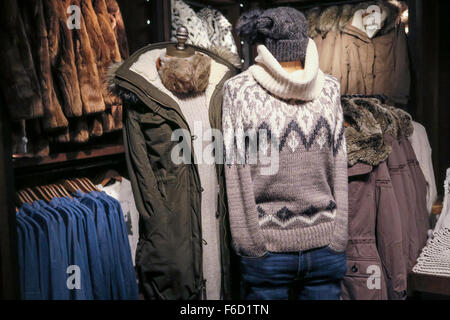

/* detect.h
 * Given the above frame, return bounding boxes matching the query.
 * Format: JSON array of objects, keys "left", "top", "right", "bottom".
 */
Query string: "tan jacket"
[{"left": 335, "top": 23, "right": 410, "bottom": 106}]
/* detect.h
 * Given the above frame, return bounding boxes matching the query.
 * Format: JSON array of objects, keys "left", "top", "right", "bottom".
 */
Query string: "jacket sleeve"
[
  {"left": 328, "top": 92, "right": 349, "bottom": 253},
  {"left": 222, "top": 81, "right": 267, "bottom": 258},
  {"left": 375, "top": 162, "right": 407, "bottom": 300}
]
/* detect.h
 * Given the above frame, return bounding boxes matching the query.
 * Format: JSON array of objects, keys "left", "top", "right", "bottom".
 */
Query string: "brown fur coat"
[
  {"left": 20, "top": 0, "right": 69, "bottom": 131},
  {"left": 81, "top": 0, "right": 116, "bottom": 107},
  {"left": 105, "top": 0, "right": 129, "bottom": 59},
  {"left": 93, "top": 0, "right": 122, "bottom": 64},
  {"left": 69, "top": 0, "right": 106, "bottom": 115},
  {"left": 93, "top": 0, "right": 122, "bottom": 108},
  {"left": 0, "top": 0, "right": 43, "bottom": 121},
  {"left": 43, "top": 0, "right": 83, "bottom": 118}
]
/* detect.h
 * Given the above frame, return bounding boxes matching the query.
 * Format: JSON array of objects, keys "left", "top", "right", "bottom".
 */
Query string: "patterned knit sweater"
[{"left": 223, "top": 40, "right": 348, "bottom": 257}]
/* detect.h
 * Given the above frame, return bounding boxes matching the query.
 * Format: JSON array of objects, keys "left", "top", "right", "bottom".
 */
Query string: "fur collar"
[
  {"left": 308, "top": 1, "right": 401, "bottom": 38},
  {"left": 343, "top": 96, "right": 413, "bottom": 140},
  {"left": 342, "top": 97, "right": 392, "bottom": 166},
  {"left": 306, "top": 7, "right": 321, "bottom": 38},
  {"left": 158, "top": 52, "right": 211, "bottom": 94},
  {"left": 385, "top": 105, "right": 414, "bottom": 138},
  {"left": 318, "top": 6, "right": 340, "bottom": 35},
  {"left": 108, "top": 46, "right": 232, "bottom": 106}
]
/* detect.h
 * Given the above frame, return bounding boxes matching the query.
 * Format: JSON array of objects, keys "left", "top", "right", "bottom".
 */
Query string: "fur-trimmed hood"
[
  {"left": 107, "top": 43, "right": 238, "bottom": 106},
  {"left": 350, "top": 97, "right": 413, "bottom": 140},
  {"left": 342, "top": 97, "right": 392, "bottom": 167},
  {"left": 307, "top": 1, "right": 402, "bottom": 38},
  {"left": 342, "top": 96, "right": 414, "bottom": 166}
]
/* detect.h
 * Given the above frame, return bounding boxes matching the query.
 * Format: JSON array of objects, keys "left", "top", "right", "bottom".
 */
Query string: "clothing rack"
[{"left": 14, "top": 152, "right": 126, "bottom": 190}]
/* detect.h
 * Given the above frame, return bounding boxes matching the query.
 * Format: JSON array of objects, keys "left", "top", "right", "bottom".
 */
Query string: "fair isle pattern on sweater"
[
  {"left": 224, "top": 72, "right": 345, "bottom": 159},
  {"left": 223, "top": 69, "right": 348, "bottom": 256}
]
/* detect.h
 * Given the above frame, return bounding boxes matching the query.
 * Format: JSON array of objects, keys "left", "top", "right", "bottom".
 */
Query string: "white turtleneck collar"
[{"left": 249, "top": 39, "right": 325, "bottom": 102}]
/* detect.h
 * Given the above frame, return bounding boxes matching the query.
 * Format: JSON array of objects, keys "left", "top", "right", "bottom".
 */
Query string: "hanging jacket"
[
  {"left": 339, "top": 22, "right": 410, "bottom": 106},
  {"left": 108, "top": 43, "right": 238, "bottom": 300},
  {"left": 197, "top": 7, "right": 239, "bottom": 55},
  {"left": 105, "top": 0, "right": 130, "bottom": 59},
  {"left": 0, "top": 0, "right": 43, "bottom": 121},
  {"left": 358, "top": 98, "right": 429, "bottom": 286},
  {"left": 307, "top": 2, "right": 410, "bottom": 106},
  {"left": 388, "top": 107, "right": 430, "bottom": 267},
  {"left": 93, "top": 0, "right": 123, "bottom": 109},
  {"left": 80, "top": 0, "right": 115, "bottom": 108},
  {"left": 409, "top": 121, "right": 438, "bottom": 214},
  {"left": 20, "top": 0, "right": 69, "bottom": 131},
  {"left": 43, "top": 0, "right": 83, "bottom": 118},
  {"left": 69, "top": 0, "right": 106, "bottom": 115},
  {"left": 171, "top": 0, "right": 239, "bottom": 58},
  {"left": 341, "top": 97, "right": 406, "bottom": 300}
]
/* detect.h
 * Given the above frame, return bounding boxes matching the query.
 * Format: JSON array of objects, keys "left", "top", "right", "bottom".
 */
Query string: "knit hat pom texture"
[{"left": 236, "top": 7, "right": 309, "bottom": 63}]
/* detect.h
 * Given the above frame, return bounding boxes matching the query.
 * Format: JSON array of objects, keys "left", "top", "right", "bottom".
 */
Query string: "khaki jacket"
[
  {"left": 109, "top": 43, "right": 239, "bottom": 300},
  {"left": 334, "top": 24, "right": 410, "bottom": 106}
]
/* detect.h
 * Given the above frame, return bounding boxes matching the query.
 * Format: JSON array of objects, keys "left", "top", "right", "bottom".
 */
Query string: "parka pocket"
[
  {"left": 342, "top": 258, "right": 387, "bottom": 300},
  {"left": 155, "top": 168, "right": 190, "bottom": 215}
]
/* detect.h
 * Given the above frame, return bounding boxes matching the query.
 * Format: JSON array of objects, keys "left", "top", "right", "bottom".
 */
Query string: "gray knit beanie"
[{"left": 236, "top": 7, "right": 309, "bottom": 63}]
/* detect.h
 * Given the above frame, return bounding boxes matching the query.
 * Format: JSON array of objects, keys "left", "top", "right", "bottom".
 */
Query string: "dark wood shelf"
[
  {"left": 408, "top": 272, "right": 450, "bottom": 296},
  {"left": 13, "top": 144, "right": 125, "bottom": 169}
]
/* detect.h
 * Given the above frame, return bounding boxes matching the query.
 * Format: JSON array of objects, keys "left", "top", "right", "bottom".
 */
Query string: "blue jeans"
[{"left": 240, "top": 246, "right": 347, "bottom": 300}]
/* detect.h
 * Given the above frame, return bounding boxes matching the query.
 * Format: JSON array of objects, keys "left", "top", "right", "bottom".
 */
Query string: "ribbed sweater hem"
[{"left": 263, "top": 221, "right": 335, "bottom": 253}]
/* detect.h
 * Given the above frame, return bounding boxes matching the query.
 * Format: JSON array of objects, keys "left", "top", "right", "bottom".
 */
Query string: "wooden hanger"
[
  {"left": 55, "top": 184, "right": 71, "bottom": 198},
  {"left": 83, "top": 177, "right": 100, "bottom": 192},
  {"left": 63, "top": 180, "right": 81, "bottom": 194},
  {"left": 43, "top": 185, "right": 58, "bottom": 199},
  {"left": 42, "top": 185, "right": 55, "bottom": 201},
  {"left": 17, "top": 191, "right": 28, "bottom": 205},
  {"left": 26, "top": 188, "right": 40, "bottom": 202},
  {"left": 20, "top": 190, "right": 34, "bottom": 204},
  {"left": 100, "top": 170, "right": 123, "bottom": 187},
  {"left": 17, "top": 192, "right": 25, "bottom": 205},
  {"left": 49, "top": 184, "right": 62, "bottom": 198},
  {"left": 33, "top": 186, "right": 51, "bottom": 202},
  {"left": 75, "top": 178, "right": 91, "bottom": 193}
]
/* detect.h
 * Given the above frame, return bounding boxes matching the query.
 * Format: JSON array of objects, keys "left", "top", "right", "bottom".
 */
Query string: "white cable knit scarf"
[{"left": 249, "top": 39, "right": 325, "bottom": 102}]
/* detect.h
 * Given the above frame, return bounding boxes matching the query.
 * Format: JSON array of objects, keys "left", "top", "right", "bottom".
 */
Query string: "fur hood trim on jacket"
[
  {"left": 307, "top": 1, "right": 402, "bottom": 37},
  {"left": 107, "top": 61, "right": 139, "bottom": 103},
  {"left": 108, "top": 44, "right": 238, "bottom": 104},
  {"left": 343, "top": 96, "right": 413, "bottom": 141},
  {"left": 158, "top": 52, "right": 211, "bottom": 94},
  {"left": 318, "top": 6, "right": 340, "bottom": 34},
  {"left": 386, "top": 106, "right": 414, "bottom": 138},
  {"left": 342, "top": 97, "right": 392, "bottom": 167}
]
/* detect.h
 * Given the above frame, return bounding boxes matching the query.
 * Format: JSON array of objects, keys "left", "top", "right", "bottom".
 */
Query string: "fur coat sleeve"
[{"left": 0, "top": 0, "right": 44, "bottom": 121}]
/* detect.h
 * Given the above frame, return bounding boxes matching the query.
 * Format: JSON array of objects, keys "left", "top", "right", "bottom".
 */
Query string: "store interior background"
[{"left": 1, "top": 0, "right": 449, "bottom": 299}]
